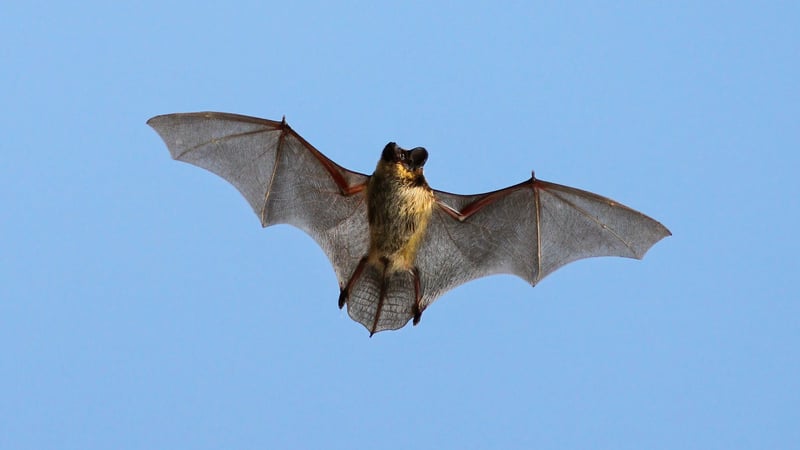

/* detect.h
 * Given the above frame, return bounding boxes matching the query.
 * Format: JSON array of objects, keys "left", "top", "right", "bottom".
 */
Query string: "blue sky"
[{"left": 2, "top": 2, "right": 798, "bottom": 449}]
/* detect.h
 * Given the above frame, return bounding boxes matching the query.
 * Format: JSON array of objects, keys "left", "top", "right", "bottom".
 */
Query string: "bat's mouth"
[{"left": 382, "top": 142, "right": 428, "bottom": 169}]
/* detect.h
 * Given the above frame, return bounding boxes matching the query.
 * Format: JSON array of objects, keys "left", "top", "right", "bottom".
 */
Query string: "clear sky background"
[{"left": 2, "top": 2, "right": 798, "bottom": 449}]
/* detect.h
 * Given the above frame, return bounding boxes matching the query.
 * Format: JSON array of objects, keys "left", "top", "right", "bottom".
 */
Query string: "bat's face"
[{"left": 381, "top": 142, "right": 428, "bottom": 175}]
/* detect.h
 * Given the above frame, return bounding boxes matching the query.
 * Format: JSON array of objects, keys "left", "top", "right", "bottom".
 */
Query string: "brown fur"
[{"left": 366, "top": 159, "right": 435, "bottom": 271}]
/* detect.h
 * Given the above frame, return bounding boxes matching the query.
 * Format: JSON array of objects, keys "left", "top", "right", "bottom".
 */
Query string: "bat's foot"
[
  {"left": 411, "top": 266, "right": 423, "bottom": 326},
  {"left": 338, "top": 256, "right": 368, "bottom": 310}
]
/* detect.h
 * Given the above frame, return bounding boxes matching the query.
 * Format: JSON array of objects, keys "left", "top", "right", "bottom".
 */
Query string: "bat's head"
[
  {"left": 376, "top": 142, "right": 430, "bottom": 187},
  {"left": 381, "top": 142, "right": 428, "bottom": 171}
]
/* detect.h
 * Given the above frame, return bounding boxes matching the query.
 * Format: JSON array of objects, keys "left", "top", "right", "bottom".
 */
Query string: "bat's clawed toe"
[
  {"left": 411, "top": 267, "right": 423, "bottom": 326},
  {"left": 412, "top": 307, "right": 423, "bottom": 326},
  {"left": 339, "top": 256, "right": 369, "bottom": 310}
]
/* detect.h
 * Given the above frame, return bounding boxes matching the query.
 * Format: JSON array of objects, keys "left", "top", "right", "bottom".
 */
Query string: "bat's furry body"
[
  {"left": 148, "top": 112, "right": 671, "bottom": 335},
  {"left": 366, "top": 144, "right": 435, "bottom": 270}
]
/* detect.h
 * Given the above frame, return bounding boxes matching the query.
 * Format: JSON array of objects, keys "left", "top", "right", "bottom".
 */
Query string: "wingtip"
[
  {"left": 633, "top": 229, "right": 672, "bottom": 260},
  {"left": 145, "top": 115, "right": 160, "bottom": 127}
]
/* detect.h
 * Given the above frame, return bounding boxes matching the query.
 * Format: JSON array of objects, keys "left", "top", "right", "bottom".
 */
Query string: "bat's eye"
[{"left": 409, "top": 148, "right": 428, "bottom": 168}]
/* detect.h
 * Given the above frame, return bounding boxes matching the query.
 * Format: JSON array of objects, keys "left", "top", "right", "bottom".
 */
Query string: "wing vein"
[
  {"left": 174, "top": 128, "right": 272, "bottom": 160},
  {"left": 261, "top": 127, "right": 286, "bottom": 225},
  {"left": 534, "top": 186, "right": 542, "bottom": 284},
  {"left": 546, "top": 189, "right": 637, "bottom": 255}
]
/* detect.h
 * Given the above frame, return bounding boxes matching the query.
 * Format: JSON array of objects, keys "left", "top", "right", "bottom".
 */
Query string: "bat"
[{"left": 148, "top": 112, "right": 670, "bottom": 335}]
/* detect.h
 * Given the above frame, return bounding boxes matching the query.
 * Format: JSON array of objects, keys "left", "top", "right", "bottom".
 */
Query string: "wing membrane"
[
  {"left": 147, "top": 112, "right": 370, "bottom": 286},
  {"left": 416, "top": 177, "right": 670, "bottom": 309}
]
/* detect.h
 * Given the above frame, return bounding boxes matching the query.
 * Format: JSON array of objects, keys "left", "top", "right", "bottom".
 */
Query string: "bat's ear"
[
  {"left": 382, "top": 142, "right": 400, "bottom": 162},
  {"left": 409, "top": 147, "right": 428, "bottom": 168}
]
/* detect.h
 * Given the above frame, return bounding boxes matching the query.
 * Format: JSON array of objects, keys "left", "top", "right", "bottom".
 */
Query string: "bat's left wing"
[
  {"left": 414, "top": 174, "right": 671, "bottom": 316},
  {"left": 147, "top": 112, "right": 370, "bottom": 290}
]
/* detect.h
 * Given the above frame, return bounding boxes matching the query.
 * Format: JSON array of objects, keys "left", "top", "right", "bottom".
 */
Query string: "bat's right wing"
[
  {"left": 147, "top": 112, "right": 370, "bottom": 288},
  {"left": 415, "top": 175, "right": 670, "bottom": 312}
]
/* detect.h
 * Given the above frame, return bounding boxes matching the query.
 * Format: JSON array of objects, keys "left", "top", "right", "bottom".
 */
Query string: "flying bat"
[{"left": 148, "top": 112, "right": 670, "bottom": 335}]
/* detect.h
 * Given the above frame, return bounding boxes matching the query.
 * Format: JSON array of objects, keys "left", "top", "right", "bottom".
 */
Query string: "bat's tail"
[{"left": 340, "top": 259, "right": 420, "bottom": 335}]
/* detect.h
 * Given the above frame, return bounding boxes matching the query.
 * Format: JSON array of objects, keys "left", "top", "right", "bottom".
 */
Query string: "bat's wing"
[
  {"left": 416, "top": 175, "right": 671, "bottom": 312},
  {"left": 147, "top": 112, "right": 370, "bottom": 288}
]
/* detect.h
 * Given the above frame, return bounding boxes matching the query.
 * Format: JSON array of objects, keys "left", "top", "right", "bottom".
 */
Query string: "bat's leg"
[
  {"left": 369, "top": 257, "right": 390, "bottom": 337},
  {"left": 339, "top": 256, "right": 368, "bottom": 309},
  {"left": 411, "top": 267, "right": 424, "bottom": 325}
]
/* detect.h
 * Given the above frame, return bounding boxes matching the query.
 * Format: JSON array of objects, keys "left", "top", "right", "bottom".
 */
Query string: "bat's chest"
[{"left": 366, "top": 178, "right": 434, "bottom": 266}]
